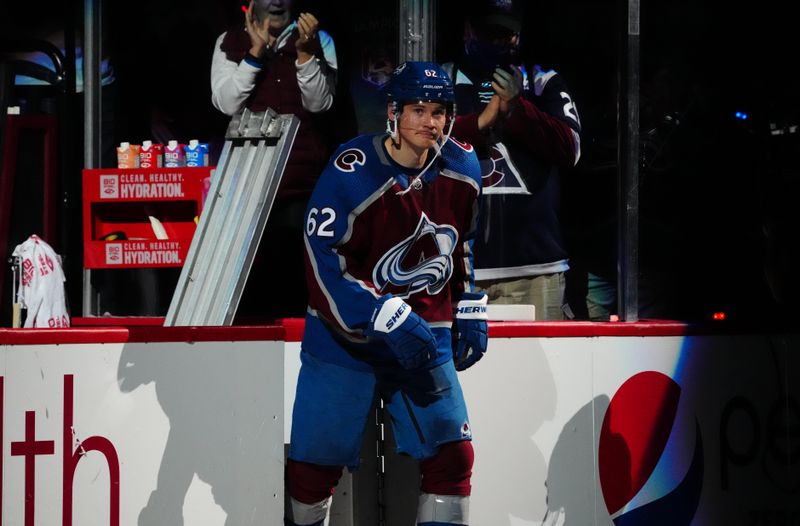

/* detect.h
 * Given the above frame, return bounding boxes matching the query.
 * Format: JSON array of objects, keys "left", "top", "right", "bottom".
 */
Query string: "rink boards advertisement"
[
  {"left": 458, "top": 334, "right": 799, "bottom": 526},
  {"left": 1, "top": 328, "right": 798, "bottom": 525},
  {"left": 0, "top": 336, "right": 285, "bottom": 526}
]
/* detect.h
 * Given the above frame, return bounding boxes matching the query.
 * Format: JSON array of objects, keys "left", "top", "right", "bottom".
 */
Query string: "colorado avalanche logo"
[
  {"left": 480, "top": 143, "right": 530, "bottom": 195},
  {"left": 482, "top": 146, "right": 507, "bottom": 187},
  {"left": 372, "top": 213, "right": 457, "bottom": 297},
  {"left": 335, "top": 148, "right": 366, "bottom": 172},
  {"left": 600, "top": 371, "right": 703, "bottom": 525}
]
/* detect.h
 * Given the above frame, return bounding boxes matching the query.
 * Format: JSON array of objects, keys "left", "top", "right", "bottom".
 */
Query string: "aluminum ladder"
[{"left": 165, "top": 108, "right": 299, "bottom": 326}]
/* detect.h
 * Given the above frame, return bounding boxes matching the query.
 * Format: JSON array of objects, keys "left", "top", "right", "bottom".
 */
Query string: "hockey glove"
[
  {"left": 452, "top": 292, "right": 489, "bottom": 371},
  {"left": 366, "top": 296, "right": 436, "bottom": 370}
]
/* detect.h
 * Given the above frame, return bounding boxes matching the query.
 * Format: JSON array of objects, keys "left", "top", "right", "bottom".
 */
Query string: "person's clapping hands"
[
  {"left": 492, "top": 65, "right": 523, "bottom": 112},
  {"left": 295, "top": 12, "right": 321, "bottom": 62},
  {"left": 478, "top": 65, "right": 523, "bottom": 130},
  {"left": 245, "top": 0, "right": 270, "bottom": 57}
]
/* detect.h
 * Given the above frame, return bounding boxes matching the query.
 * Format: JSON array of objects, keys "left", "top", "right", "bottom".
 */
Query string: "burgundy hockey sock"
[{"left": 420, "top": 441, "right": 474, "bottom": 496}]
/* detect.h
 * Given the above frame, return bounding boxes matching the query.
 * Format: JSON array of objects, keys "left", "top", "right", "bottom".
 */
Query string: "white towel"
[{"left": 12, "top": 235, "right": 70, "bottom": 328}]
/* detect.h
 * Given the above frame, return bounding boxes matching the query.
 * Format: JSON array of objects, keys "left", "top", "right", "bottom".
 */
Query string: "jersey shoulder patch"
[
  {"left": 314, "top": 134, "right": 395, "bottom": 211},
  {"left": 331, "top": 135, "right": 377, "bottom": 174},
  {"left": 334, "top": 147, "right": 367, "bottom": 173}
]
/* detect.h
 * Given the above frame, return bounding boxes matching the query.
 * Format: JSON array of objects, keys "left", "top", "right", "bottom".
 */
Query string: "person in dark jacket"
[{"left": 446, "top": 0, "right": 582, "bottom": 320}]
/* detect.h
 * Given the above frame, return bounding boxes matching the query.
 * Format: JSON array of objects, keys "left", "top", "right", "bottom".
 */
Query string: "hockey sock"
[
  {"left": 285, "top": 459, "right": 343, "bottom": 525},
  {"left": 417, "top": 441, "right": 473, "bottom": 525},
  {"left": 420, "top": 441, "right": 474, "bottom": 496}
]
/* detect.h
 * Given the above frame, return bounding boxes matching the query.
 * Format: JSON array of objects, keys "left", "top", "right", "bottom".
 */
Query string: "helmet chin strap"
[
  {"left": 386, "top": 101, "right": 400, "bottom": 142},
  {"left": 386, "top": 118, "right": 400, "bottom": 142},
  {"left": 395, "top": 116, "right": 455, "bottom": 196}
]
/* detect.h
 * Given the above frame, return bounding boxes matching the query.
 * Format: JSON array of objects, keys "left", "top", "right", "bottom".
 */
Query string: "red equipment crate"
[{"left": 82, "top": 167, "right": 212, "bottom": 269}]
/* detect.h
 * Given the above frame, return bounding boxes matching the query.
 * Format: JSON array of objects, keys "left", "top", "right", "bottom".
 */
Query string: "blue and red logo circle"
[{"left": 599, "top": 371, "right": 704, "bottom": 525}]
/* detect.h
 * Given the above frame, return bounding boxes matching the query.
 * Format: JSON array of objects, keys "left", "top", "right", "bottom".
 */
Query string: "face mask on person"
[{"left": 463, "top": 25, "right": 519, "bottom": 81}]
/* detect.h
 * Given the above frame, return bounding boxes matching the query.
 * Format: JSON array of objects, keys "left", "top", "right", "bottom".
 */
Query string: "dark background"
[{"left": 1, "top": 0, "right": 797, "bottom": 323}]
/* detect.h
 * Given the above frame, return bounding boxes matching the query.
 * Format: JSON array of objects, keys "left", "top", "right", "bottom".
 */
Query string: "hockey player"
[{"left": 285, "top": 61, "right": 488, "bottom": 526}]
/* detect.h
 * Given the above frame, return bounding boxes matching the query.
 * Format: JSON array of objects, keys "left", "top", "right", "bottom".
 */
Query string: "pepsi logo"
[{"left": 599, "top": 371, "right": 704, "bottom": 525}]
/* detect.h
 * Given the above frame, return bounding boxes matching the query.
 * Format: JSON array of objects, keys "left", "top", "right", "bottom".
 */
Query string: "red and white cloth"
[{"left": 12, "top": 235, "right": 70, "bottom": 328}]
